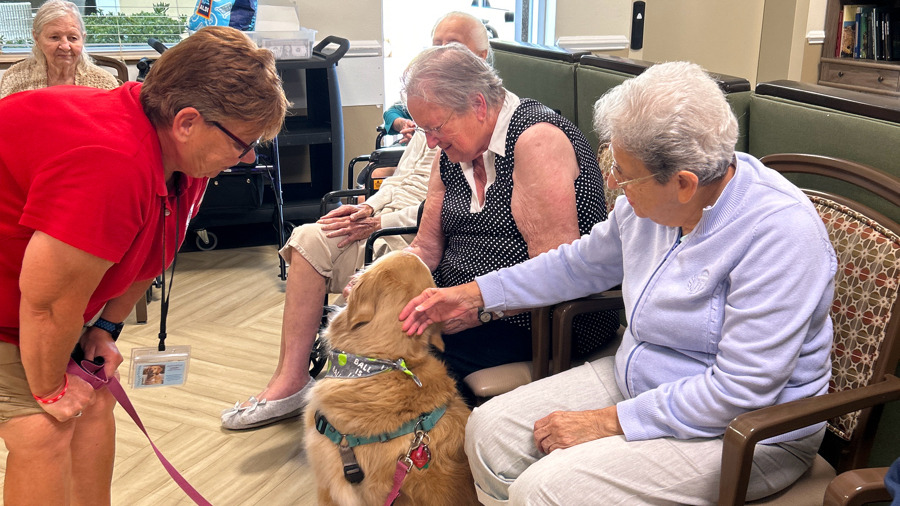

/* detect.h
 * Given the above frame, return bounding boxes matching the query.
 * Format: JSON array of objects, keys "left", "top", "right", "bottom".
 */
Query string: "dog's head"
[{"left": 325, "top": 251, "right": 443, "bottom": 359}]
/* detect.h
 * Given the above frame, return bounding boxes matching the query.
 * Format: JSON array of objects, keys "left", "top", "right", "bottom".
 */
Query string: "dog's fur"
[{"left": 304, "top": 251, "right": 477, "bottom": 506}]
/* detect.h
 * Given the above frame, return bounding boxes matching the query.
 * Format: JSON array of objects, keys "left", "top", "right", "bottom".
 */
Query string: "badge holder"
[
  {"left": 128, "top": 189, "right": 191, "bottom": 389},
  {"left": 130, "top": 345, "right": 191, "bottom": 388}
]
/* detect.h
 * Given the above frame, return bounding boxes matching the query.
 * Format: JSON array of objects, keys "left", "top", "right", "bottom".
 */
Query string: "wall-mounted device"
[{"left": 631, "top": 1, "right": 646, "bottom": 50}]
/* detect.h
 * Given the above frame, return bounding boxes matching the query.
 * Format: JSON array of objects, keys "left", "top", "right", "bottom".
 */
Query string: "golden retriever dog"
[
  {"left": 304, "top": 250, "right": 477, "bottom": 506},
  {"left": 142, "top": 365, "right": 164, "bottom": 385}
]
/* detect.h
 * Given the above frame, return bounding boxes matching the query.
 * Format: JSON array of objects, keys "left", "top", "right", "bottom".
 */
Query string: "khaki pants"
[
  {"left": 0, "top": 341, "right": 44, "bottom": 423},
  {"left": 466, "top": 357, "right": 824, "bottom": 505},
  {"left": 279, "top": 221, "right": 414, "bottom": 293}
]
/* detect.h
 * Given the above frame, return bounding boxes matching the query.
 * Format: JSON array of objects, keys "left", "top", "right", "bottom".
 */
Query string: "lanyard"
[{"left": 157, "top": 180, "right": 181, "bottom": 352}]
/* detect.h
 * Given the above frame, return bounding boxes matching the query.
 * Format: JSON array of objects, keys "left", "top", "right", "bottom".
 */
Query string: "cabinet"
[
  {"left": 819, "top": 0, "right": 900, "bottom": 96},
  {"left": 274, "top": 35, "right": 350, "bottom": 224},
  {"left": 189, "top": 36, "right": 349, "bottom": 267}
]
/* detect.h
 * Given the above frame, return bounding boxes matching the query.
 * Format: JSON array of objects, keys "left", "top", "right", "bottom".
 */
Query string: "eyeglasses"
[
  {"left": 414, "top": 111, "right": 454, "bottom": 137},
  {"left": 210, "top": 121, "right": 260, "bottom": 158},
  {"left": 598, "top": 143, "right": 658, "bottom": 189}
]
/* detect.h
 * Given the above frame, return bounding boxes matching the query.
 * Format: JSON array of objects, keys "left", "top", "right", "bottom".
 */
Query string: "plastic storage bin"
[{"left": 247, "top": 27, "right": 317, "bottom": 60}]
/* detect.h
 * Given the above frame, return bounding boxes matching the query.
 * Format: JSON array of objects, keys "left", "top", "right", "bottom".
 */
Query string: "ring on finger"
[{"left": 74, "top": 411, "right": 83, "bottom": 418}]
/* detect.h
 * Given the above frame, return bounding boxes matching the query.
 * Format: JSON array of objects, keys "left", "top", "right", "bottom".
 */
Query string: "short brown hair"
[{"left": 140, "top": 26, "right": 288, "bottom": 140}]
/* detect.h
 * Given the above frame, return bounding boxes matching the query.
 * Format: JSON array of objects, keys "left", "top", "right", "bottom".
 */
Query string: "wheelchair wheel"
[
  {"left": 309, "top": 334, "right": 328, "bottom": 378},
  {"left": 195, "top": 230, "right": 218, "bottom": 251}
]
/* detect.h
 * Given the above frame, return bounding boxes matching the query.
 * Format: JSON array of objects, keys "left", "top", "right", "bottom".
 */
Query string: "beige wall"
[
  {"left": 295, "top": 0, "right": 384, "bottom": 187},
  {"left": 552, "top": 0, "right": 826, "bottom": 86},
  {"left": 641, "top": 0, "right": 766, "bottom": 83},
  {"left": 295, "top": 0, "right": 381, "bottom": 41},
  {"left": 555, "top": 1, "right": 631, "bottom": 39}
]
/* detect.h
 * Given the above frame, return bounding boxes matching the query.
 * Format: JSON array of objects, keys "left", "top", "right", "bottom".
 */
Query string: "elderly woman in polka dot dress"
[{"left": 399, "top": 43, "right": 619, "bottom": 404}]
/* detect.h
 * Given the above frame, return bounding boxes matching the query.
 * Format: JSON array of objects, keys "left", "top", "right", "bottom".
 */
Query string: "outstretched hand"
[{"left": 399, "top": 282, "right": 484, "bottom": 336}]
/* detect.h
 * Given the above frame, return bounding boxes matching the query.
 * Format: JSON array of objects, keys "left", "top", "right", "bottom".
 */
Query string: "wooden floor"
[{"left": 0, "top": 245, "right": 319, "bottom": 505}]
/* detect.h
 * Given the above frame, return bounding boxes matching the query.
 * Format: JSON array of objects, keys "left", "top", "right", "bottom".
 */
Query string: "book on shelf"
[
  {"left": 890, "top": 7, "right": 900, "bottom": 61},
  {"left": 840, "top": 18, "right": 857, "bottom": 57},
  {"left": 836, "top": 3, "right": 900, "bottom": 61}
]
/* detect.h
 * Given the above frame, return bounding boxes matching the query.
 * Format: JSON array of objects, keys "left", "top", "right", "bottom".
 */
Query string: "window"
[
  {"left": 0, "top": 0, "right": 193, "bottom": 53},
  {"left": 382, "top": 0, "right": 554, "bottom": 110},
  {"left": 516, "top": 0, "right": 556, "bottom": 45}
]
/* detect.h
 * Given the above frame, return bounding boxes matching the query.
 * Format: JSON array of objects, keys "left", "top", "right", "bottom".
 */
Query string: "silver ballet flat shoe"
[{"left": 220, "top": 378, "right": 316, "bottom": 430}]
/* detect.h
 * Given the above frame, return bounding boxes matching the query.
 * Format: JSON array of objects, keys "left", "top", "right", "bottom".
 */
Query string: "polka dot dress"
[{"left": 435, "top": 98, "right": 619, "bottom": 356}]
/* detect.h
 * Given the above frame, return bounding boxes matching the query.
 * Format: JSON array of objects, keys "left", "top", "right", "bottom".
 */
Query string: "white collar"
[
  {"left": 459, "top": 91, "right": 520, "bottom": 212},
  {"left": 487, "top": 90, "right": 520, "bottom": 158}
]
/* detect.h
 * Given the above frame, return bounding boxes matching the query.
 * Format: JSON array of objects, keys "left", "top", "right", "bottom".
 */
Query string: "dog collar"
[
  {"left": 325, "top": 350, "right": 422, "bottom": 387},
  {"left": 315, "top": 405, "right": 447, "bottom": 448}
]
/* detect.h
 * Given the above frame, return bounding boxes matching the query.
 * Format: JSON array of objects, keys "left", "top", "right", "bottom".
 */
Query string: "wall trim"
[
  {"left": 346, "top": 40, "right": 383, "bottom": 57},
  {"left": 556, "top": 35, "right": 629, "bottom": 52},
  {"left": 807, "top": 30, "right": 825, "bottom": 45}
]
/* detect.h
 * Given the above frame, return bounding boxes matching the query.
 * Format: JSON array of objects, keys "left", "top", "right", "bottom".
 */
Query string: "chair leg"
[{"left": 134, "top": 296, "right": 148, "bottom": 324}]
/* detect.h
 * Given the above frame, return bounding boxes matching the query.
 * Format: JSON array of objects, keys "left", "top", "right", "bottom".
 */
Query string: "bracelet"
[{"left": 32, "top": 375, "right": 68, "bottom": 404}]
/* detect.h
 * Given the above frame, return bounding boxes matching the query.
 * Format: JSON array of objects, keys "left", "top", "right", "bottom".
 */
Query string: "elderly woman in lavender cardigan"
[{"left": 400, "top": 61, "right": 836, "bottom": 505}]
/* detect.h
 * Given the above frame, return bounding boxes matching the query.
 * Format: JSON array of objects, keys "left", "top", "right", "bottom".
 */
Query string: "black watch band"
[{"left": 93, "top": 317, "right": 124, "bottom": 341}]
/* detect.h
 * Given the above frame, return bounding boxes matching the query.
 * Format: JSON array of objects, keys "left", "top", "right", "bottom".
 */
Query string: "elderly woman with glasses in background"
[
  {"left": 0, "top": 0, "right": 119, "bottom": 98},
  {"left": 395, "top": 43, "right": 619, "bottom": 405},
  {"left": 401, "top": 61, "right": 837, "bottom": 504},
  {"left": 0, "top": 26, "right": 287, "bottom": 504}
]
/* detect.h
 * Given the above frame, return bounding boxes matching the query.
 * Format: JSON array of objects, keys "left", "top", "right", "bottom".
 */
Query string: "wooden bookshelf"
[{"left": 820, "top": 0, "right": 900, "bottom": 96}]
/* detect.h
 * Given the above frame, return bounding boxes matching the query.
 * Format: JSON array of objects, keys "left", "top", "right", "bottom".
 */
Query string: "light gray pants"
[{"left": 465, "top": 357, "right": 824, "bottom": 505}]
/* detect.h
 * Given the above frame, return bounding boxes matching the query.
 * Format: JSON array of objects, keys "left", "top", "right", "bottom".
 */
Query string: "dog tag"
[
  {"left": 410, "top": 444, "right": 431, "bottom": 470},
  {"left": 339, "top": 445, "right": 365, "bottom": 484}
]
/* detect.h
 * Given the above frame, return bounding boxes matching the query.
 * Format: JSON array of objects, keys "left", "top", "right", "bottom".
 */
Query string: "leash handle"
[{"left": 67, "top": 359, "right": 212, "bottom": 506}]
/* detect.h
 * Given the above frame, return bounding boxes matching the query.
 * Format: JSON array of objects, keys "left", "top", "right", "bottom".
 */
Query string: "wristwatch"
[
  {"left": 477, "top": 307, "right": 504, "bottom": 324},
  {"left": 92, "top": 317, "right": 124, "bottom": 341}
]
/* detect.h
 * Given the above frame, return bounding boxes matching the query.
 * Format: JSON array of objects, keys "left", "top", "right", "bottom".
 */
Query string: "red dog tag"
[{"left": 410, "top": 444, "right": 431, "bottom": 470}]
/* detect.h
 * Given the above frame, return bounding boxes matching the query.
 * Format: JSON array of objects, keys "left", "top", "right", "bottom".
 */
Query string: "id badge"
[{"left": 129, "top": 345, "right": 191, "bottom": 389}]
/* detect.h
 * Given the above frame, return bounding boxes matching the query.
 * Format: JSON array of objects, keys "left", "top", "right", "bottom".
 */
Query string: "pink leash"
[
  {"left": 385, "top": 458, "right": 412, "bottom": 506},
  {"left": 67, "top": 357, "right": 213, "bottom": 506}
]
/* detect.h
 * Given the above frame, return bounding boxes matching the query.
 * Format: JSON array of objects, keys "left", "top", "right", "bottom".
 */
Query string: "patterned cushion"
[{"left": 812, "top": 195, "right": 900, "bottom": 441}]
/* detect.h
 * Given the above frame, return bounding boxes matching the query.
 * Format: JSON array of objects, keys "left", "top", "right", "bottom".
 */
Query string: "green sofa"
[{"left": 488, "top": 39, "right": 900, "bottom": 470}]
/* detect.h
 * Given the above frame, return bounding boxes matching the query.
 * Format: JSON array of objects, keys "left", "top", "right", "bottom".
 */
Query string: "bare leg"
[
  {"left": 243, "top": 251, "right": 324, "bottom": 405},
  {"left": 70, "top": 388, "right": 117, "bottom": 505},
  {"left": 1, "top": 389, "right": 117, "bottom": 505},
  {"left": 0, "top": 412, "right": 76, "bottom": 505}
]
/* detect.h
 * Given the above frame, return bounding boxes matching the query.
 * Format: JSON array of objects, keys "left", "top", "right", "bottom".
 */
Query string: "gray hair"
[
  {"left": 432, "top": 11, "right": 492, "bottom": 63},
  {"left": 593, "top": 61, "right": 737, "bottom": 186},
  {"left": 402, "top": 43, "right": 505, "bottom": 114},
  {"left": 31, "top": 0, "right": 90, "bottom": 68}
]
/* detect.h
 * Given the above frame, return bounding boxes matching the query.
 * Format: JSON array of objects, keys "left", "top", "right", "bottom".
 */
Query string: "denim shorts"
[{"left": 0, "top": 341, "right": 44, "bottom": 423}]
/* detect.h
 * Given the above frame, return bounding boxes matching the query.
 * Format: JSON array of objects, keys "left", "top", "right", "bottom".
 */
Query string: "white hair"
[{"left": 593, "top": 61, "right": 738, "bottom": 185}]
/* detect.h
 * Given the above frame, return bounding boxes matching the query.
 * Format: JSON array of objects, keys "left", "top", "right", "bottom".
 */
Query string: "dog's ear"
[{"left": 345, "top": 273, "right": 377, "bottom": 329}]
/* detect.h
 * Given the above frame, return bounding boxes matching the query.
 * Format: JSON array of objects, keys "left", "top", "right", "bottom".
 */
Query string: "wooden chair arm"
[
  {"left": 531, "top": 306, "right": 552, "bottom": 380},
  {"left": 718, "top": 374, "right": 900, "bottom": 506},
  {"left": 551, "top": 290, "right": 625, "bottom": 374},
  {"left": 824, "top": 467, "right": 892, "bottom": 506}
]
